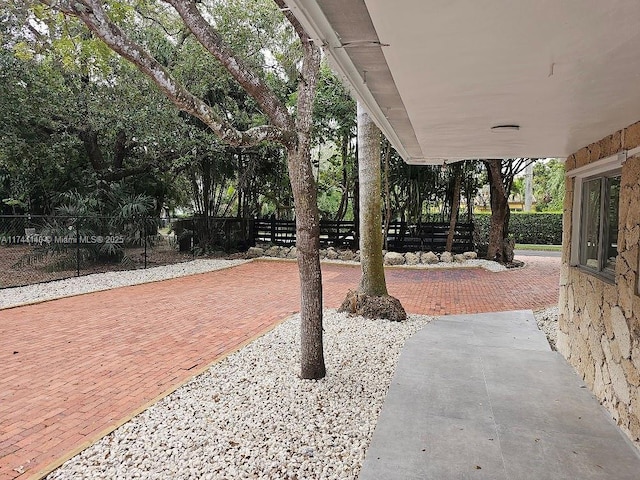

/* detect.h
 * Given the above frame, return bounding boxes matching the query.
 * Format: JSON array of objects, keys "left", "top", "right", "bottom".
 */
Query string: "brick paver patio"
[{"left": 0, "top": 255, "right": 560, "bottom": 479}]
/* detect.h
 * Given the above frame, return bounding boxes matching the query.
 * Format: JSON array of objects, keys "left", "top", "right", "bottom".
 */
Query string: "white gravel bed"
[
  {"left": 533, "top": 305, "right": 559, "bottom": 350},
  {"left": 0, "top": 259, "right": 247, "bottom": 309},
  {"left": 412, "top": 258, "right": 506, "bottom": 272},
  {"left": 318, "top": 258, "right": 507, "bottom": 272},
  {"left": 46, "top": 310, "right": 431, "bottom": 480}
]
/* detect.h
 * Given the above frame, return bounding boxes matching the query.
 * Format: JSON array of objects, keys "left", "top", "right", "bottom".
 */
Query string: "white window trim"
[{"left": 567, "top": 152, "right": 626, "bottom": 266}]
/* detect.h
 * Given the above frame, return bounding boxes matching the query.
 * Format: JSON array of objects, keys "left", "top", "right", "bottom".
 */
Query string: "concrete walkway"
[
  {"left": 360, "top": 310, "right": 640, "bottom": 479},
  {"left": 0, "top": 255, "right": 560, "bottom": 479}
]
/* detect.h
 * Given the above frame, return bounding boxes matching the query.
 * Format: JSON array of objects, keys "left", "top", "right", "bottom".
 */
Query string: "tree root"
[{"left": 338, "top": 290, "right": 407, "bottom": 322}]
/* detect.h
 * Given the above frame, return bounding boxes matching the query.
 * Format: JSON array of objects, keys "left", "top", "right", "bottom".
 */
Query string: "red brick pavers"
[
  {"left": 0, "top": 255, "right": 560, "bottom": 479},
  {"left": 322, "top": 255, "right": 560, "bottom": 315}
]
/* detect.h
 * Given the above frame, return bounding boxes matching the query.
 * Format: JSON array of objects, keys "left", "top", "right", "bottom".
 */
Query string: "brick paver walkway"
[{"left": 0, "top": 255, "right": 560, "bottom": 479}]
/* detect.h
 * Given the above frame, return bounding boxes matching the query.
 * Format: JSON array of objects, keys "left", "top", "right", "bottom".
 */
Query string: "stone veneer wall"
[{"left": 559, "top": 120, "right": 640, "bottom": 449}]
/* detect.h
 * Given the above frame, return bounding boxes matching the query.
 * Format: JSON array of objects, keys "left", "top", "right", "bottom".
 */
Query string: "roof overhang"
[{"left": 286, "top": 0, "right": 640, "bottom": 165}]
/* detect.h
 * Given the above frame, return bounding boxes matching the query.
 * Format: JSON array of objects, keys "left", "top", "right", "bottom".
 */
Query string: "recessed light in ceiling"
[{"left": 491, "top": 124, "right": 520, "bottom": 132}]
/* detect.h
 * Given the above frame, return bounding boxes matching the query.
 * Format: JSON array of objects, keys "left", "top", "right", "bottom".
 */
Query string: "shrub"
[{"left": 473, "top": 212, "right": 562, "bottom": 245}]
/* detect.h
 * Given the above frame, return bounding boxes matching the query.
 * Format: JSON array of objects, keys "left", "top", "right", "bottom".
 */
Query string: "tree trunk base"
[
  {"left": 338, "top": 290, "right": 407, "bottom": 322},
  {"left": 506, "top": 259, "right": 525, "bottom": 269},
  {"left": 503, "top": 237, "right": 515, "bottom": 263}
]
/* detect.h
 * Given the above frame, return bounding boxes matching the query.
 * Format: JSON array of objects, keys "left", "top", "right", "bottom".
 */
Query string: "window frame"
[
  {"left": 578, "top": 172, "right": 620, "bottom": 277},
  {"left": 569, "top": 152, "right": 625, "bottom": 281}
]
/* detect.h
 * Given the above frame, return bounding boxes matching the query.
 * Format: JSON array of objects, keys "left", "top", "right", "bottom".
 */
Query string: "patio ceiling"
[{"left": 285, "top": 0, "right": 640, "bottom": 164}]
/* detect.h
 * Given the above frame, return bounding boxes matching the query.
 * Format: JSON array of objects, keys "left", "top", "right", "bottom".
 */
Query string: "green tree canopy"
[{"left": 533, "top": 159, "right": 565, "bottom": 211}]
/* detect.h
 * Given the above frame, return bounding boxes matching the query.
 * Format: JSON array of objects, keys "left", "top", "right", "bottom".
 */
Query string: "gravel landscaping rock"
[
  {"left": 534, "top": 305, "right": 559, "bottom": 350},
  {"left": 325, "top": 247, "right": 339, "bottom": 260},
  {"left": 246, "top": 246, "right": 265, "bottom": 258},
  {"left": 440, "top": 251, "right": 453, "bottom": 263},
  {"left": 383, "top": 251, "right": 405, "bottom": 265},
  {"left": 264, "top": 246, "right": 281, "bottom": 257},
  {"left": 245, "top": 245, "right": 507, "bottom": 273},
  {"left": 338, "top": 250, "right": 355, "bottom": 262},
  {"left": 46, "top": 310, "right": 431, "bottom": 480},
  {"left": 420, "top": 251, "right": 439, "bottom": 264},
  {"left": 404, "top": 252, "right": 420, "bottom": 265}
]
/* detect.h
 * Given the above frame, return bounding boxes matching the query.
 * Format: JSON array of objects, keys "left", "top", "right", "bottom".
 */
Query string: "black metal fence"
[{"left": 0, "top": 215, "right": 189, "bottom": 289}]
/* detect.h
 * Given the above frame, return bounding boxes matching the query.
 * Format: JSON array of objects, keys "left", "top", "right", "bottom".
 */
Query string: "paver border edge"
[{"left": 26, "top": 309, "right": 293, "bottom": 480}]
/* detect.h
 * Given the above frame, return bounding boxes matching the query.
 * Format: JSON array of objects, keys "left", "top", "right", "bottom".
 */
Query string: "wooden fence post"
[{"left": 248, "top": 218, "right": 256, "bottom": 247}]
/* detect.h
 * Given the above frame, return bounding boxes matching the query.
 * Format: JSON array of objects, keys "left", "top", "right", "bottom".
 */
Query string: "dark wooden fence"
[
  {"left": 251, "top": 218, "right": 357, "bottom": 249},
  {"left": 170, "top": 217, "right": 471, "bottom": 253},
  {"left": 386, "top": 222, "right": 474, "bottom": 253}
]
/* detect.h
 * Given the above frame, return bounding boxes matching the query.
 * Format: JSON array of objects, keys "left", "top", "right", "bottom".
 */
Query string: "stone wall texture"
[{"left": 559, "top": 120, "right": 640, "bottom": 449}]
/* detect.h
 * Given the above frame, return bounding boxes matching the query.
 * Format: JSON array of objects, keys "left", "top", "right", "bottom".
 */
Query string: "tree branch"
[
  {"left": 294, "top": 31, "right": 321, "bottom": 139},
  {"left": 273, "top": 0, "right": 310, "bottom": 46},
  {"left": 272, "top": 0, "right": 320, "bottom": 139},
  {"left": 134, "top": 5, "right": 183, "bottom": 40},
  {"left": 163, "top": 0, "right": 294, "bottom": 134},
  {"left": 79, "top": 127, "right": 105, "bottom": 173},
  {"left": 40, "top": 0, "right": 286, "bottom": 147}
]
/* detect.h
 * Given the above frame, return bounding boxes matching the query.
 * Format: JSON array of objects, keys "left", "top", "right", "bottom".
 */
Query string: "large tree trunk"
[
  {"left": 353, "top": 150, "right": 360, "bottom": 248},
  {"left": 484, "top": 159, "right": 513, "bottom": 263},
  {"left": 357, "top": 104, "right": 387, "bottom": 296},
  {"left": 289, "top": 29, "right": 325, "bottom": 379},
  {"left": 383, "top": 138, "right": 392, "bottom": 251},
  {"left": 446, "top": 163, "right": 462, "bottom": 252},
  {"left": 335, "top": 135, "right": 349, "bottom": 221},
  {"left": 339, "top": 104, "right": 406, "bottom": 322},
  {"left": 287, "top": 145, "right": 325, "bottom": 379}
]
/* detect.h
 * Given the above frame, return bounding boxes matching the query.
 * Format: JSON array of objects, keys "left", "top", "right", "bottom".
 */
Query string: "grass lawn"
[{"left": 515, "top": 244, "right": 562, "bottom": 252}]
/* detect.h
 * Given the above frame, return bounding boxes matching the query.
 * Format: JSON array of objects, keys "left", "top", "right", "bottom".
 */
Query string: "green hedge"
[{"left": 473, "top": 212, "right": 562, "bottom": 245}]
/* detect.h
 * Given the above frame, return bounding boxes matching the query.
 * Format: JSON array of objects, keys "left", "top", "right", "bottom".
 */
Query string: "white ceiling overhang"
[{"left": 285, "top": 0, "right": 640, "bottom": 165}]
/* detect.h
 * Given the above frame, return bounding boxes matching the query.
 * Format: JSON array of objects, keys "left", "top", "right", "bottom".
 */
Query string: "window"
[
  {"left": 578, "top": 172, "right": 620, "bottom": 277},
  {"left": 569, "top": 152, "right": 625, "bottom": 275}
]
